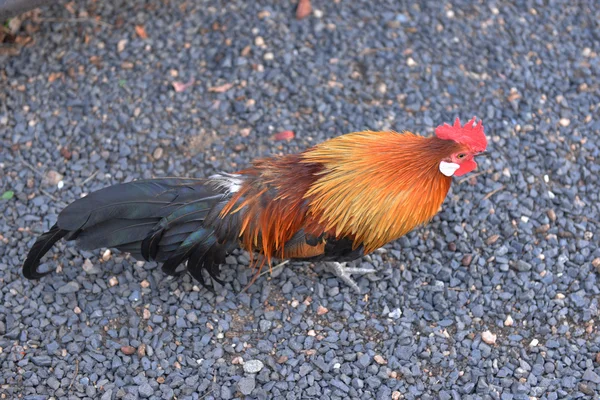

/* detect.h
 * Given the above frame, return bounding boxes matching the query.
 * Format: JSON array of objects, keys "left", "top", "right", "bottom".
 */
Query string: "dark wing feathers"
[
  {"left": 76, "top": 219, "right": 158, "bottom": 249},
  {"left": 141, "top": 195, "right": 220, "bottom": 260},
  {"left": 160, "top": 228, "right": 216, "bottom": 275},
  {"left": 22, "top": 178, "right": 241, "bottom": 287}
]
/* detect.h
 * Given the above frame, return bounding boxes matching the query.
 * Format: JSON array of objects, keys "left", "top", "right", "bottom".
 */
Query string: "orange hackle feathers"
[
  {"left": 300, "top": 131, "right": 461, "bottom": 253},
  {"left": 221, "top": 129, "right": 468, "bottom": 273}
]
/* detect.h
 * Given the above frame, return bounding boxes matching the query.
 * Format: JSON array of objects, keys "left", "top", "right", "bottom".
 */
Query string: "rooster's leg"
[{"left": 324, "top": 262, "right": 376, "bottom": 293}]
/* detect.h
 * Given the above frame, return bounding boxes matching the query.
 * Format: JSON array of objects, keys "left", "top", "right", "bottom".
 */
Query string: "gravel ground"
[{"left": 1, "top": 0, "right": 600, "bottom": 399}]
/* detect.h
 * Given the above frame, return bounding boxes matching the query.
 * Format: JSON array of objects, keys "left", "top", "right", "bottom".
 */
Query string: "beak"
[{"left": 475, "top": 151, "right": 490, "bottom": 158}]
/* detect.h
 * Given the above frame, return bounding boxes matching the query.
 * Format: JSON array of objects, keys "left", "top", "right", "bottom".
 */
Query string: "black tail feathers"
[
  {"left": 22, "top": 178, "right": 239, "bottom": 287},
  {"left": 22, "top": 224, "right": 70, "bottom": 279}
]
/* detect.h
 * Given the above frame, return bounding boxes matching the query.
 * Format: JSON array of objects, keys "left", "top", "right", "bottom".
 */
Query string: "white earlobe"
[{"left": 439, "top": 161, "right": 460, "bottom": 177}]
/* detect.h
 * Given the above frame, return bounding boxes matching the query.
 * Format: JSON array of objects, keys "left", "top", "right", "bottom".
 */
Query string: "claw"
[{"left": 324, "top": 262, "right": 376, "bottom": 293}]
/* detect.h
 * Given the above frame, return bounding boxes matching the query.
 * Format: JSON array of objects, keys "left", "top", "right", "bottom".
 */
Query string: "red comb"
[{"left": 435, "top": 117, "right": 487, "bottom": 151}]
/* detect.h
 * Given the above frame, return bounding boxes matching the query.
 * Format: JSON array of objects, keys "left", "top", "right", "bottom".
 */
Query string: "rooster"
[{"left": 23, "top": 117, "right": 487, "bottom": 292}]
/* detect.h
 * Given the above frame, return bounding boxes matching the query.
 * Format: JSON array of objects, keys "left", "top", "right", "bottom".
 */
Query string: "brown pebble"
[
  {"left": 448, "top": 242, "right": 456, "bottom": 252},
  {"left": 44, "top": 170, "right": 64, "bottom": 186},
  {"left": 462, "top": 254, "right": 473, "bottom": 266},
  {"left": 547, "top": 209, "right": 556, "bottom": 222},
  {"left": 536, "top": 224, "right": 550, "bottom": 233},
  {"left": 485, "top": 234, "right": 500, "bottom": 245},
  {"left": 596, "top": 352, "right": 600, "bottom": 364},
  {"left": 153, "top": 147, "right": 163, "bottom": 160},
  {"left": 317, "top": 305, "right": 328, "bottom": 315},
  {"left": 137, "top": 343, "right": 146, "bottom": 357},
  {"left": 156, "top": 376, "right": 165, "bottom": 384},
  {"left": 374, "top": 355, "right": 387, "bottom": 365},
  {"left": 592, "top": 258, "right": 600, "bottom": 269},
  {"left": 121, "top": 345, "right": 136, "bottom": 355},
  {"left": 481, "top": 330, "right": 497, "bottom": 345},
  {"left": 579, "top": 383, "right": 595, "bottom": 396},
  {"left": 240, "top": 128, "right": 251, "bottom": 137},
  {"left": 277, "top": 355, "right": 288, "bottom": 363},
  {"left": 60, "top": 146, "right": 72, "bottom": 160}
]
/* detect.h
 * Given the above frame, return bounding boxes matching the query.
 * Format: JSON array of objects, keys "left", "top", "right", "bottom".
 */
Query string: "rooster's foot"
[{"left": 324, "top": 262, "right": 375, "bottom": 293}]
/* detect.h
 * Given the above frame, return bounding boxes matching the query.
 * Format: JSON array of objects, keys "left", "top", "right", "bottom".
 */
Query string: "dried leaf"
[
  {"left": 14, "top": 36, "right": 32, "bottom": 46},
  {"left": 8, "top": 15, "right": 23, "bottom": 33},
  {"left": 64, "top": 1, "right": 76, "bottom": 14},
  {"left": 48, "top": 72, "right": 63, "bottom": 83},
  {"left": 120, "top": 346, "right": 135, "bottom": 355},
  {"left": 89, "top": 56, "right": 102, "bottom": 67},
  {"left": 172, "top": 78, "right": 195, "bottom": 92},
  {"left": 60, "top": 146, "right": 72, "bottom": 160},
  {"left": 0, "top": 46, "right": 20, "bottom": 56},
  {"left": 208, "top": 83, "right": 234, "bottom": 93},
  {"left": 272, "top": 131, "right": 295, "bottom": 141},
  {"left": 296, "top": 0, "right": 312, "bottom": 20},
  {"left": 135, "top": 25, "right": 148, "bottom": 39}
]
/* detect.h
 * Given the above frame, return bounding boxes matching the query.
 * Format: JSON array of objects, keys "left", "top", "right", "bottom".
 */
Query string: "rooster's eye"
[{"left": 457, "top": 153, "right": 466, "bottom": 159}]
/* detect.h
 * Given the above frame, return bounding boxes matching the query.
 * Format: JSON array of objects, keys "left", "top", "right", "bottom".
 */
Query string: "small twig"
[
  {"left": 199, "top": 390, "right": 213, "bottom": 400},
  {"left": 259, "top": 260, "right": 289, "bottom": 277},
  {"left": 39, "top": 189, "right": 59, "bottom": 202},
  {"left": 458, "top": 170, "right": 486, "bottom": 184},
  {"left": 18, "top": 153, "right": 44, "bottom": 178},
  {"left": 483, "top": 185, "right": 505, "bottom": 201},
  {"left": 39, "top": 17, "right": 113, "bottom": 28},
  {"left": 359, "top": 47, "right": 395, "bottom": 56},
  {"left": 82, "top": 170, "right": 99, "bottom": 185},
  {"left": 241, "top": 259, "right": 290, "bottom": 293},
  {"left": 68, "top": 359, "right": 80, "bottom": 390}
]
